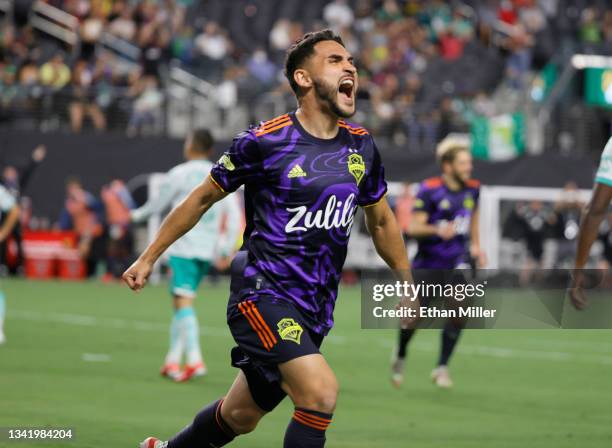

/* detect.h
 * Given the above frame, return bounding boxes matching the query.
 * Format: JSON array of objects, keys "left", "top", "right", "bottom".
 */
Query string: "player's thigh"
[
  {"left": 220, "top": 371, "right": 268, "bottom": 434},
  {"left": 279, "top": 353, "right": 339, "bottom": 413}
]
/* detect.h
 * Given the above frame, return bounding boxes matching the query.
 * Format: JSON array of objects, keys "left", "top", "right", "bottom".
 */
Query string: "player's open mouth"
[{"left": 338, "top": 78, "right": 355, "bottom": 101}]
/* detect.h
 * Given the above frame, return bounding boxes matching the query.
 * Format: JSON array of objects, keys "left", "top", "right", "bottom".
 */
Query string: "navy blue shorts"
[{"left": 226, "top": 253, "right": 324, "bottom": 412}]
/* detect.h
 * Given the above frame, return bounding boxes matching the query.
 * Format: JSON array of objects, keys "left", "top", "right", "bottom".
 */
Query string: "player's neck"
[
  {"left": 295, "top": 106, "right": 339, "bottom": 140},
  {"left": 442, "top": 173, "right": 462, "bottom": 191}
]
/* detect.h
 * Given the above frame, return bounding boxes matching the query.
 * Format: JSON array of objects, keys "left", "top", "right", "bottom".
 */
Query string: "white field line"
[
  {"left": 82, "top": 353, "right": 112, "bottom": 362},
  {"left": 8, "top": 309, "right": 612, "bottom": 366}
]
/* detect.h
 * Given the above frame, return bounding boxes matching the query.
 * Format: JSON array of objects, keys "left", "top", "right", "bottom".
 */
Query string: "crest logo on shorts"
[
  {"left": 277, "top": 318, "right": 303, "bottom": 344},
  {"left": 347, "top": 153, "right": 365, "bottom": 186}
]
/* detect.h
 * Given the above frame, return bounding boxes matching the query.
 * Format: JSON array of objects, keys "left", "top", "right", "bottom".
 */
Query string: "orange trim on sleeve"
[
  {"left": 423, "top": 177, "right": 443, "bottom": 188},
  {"left": 255, "top": 120, "right": 293, "bottom": 137}
]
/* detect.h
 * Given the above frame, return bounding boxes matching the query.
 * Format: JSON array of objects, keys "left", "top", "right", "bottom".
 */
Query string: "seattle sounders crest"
[{"left": 347, "top": 153, "right": 365, "bottom": 186}]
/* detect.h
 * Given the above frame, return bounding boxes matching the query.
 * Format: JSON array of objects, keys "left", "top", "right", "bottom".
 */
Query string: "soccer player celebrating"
[
  {"left": 123, "top": 30, "right": 411, "bottom": 448},
  {"left": 391, "top": 135, "right": 484, "bottom": 389},
  {"left": 131, "top": 129, "right": 242, "bottom": 382},
  {"left": 0, "top": 184, "right": 21, "bottom": 344},
  {"left": 569, "top": 136, "right": 612, "bottom": 309}
]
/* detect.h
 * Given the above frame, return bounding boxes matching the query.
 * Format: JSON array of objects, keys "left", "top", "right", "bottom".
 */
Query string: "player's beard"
[
  {"left": 451, "top": 170, "right": 469, "bottom": 187},
  {"left": 313, "top": 78, "right": 355, "bottom": 119}
]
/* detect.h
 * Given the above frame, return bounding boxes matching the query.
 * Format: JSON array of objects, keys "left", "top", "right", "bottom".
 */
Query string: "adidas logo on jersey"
[{"left": 288, "top": 164, "right": 307, "bottom": 178}]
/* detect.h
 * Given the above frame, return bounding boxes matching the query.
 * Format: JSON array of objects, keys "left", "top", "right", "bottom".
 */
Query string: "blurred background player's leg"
[
  {"left": 431, "top": 321, "right": 463, "bottom": 388},
  {"left": 0, "top": 290, "right": 5, "bottom": 344},
  {"left": 391, "top": 328, "right": 416, "bottom": 387},
  {"left": 164, "top": 256, "right": 209, "bottom": 382},
  {"left": 161, "top": 305, "right": 187, "bottom": 379}
]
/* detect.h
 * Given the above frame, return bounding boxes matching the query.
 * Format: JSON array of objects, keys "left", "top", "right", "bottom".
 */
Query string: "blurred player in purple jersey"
[
  {"left": 391, "top": 135, "right": 485, "bottom": 389},
  {"left": 123, "top": 30, "right": 413, "bottom": 448}
]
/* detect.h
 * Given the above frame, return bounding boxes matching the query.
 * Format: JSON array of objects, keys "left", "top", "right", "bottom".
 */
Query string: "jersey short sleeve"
[
  {"left": 0, "top": 185, "right": 16, "bottom": 212},
  {"left": 357, "top": 138, "right": 388, "bottom": 207},
  {"left": 210, "top": 131, "right": 262, "bottom": 193},
  {"left": 595, "top": 137, "right": 612, "bottom": 187}
]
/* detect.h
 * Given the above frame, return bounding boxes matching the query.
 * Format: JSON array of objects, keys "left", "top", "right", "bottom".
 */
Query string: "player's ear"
[{"left": 294, "top": 68, "right": 312, "bottom": 91}]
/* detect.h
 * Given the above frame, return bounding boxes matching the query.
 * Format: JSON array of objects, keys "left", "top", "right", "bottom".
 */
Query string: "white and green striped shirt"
[
  {"left": 0, "top": 185, "right": 16, "bottom": 212},
  {"left": 132, "top": 159, "right": 242, "bottom": 260},
  {"left": 595, "top": 137, "right": 612, "bottom": 187}
]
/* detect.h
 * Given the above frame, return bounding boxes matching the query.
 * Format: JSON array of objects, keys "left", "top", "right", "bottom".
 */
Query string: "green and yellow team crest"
[
  {"left": 463, "top": 193, "right": 475, "bottom": 210},
  {"left": 218, "top": 154, "right": 235, "bottom": 171},
  {"left": 347, "top": 153, "right": 365, "bottom": 186},
  {"left": 277, "top": 318, "right": 304, "bottom": 344}
]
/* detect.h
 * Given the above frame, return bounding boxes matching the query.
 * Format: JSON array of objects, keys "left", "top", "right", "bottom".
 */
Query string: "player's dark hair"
[
  {"left": 284, "top": 29, "right": 345, "bottom": 97},
  {"left": 190, "top": 128, "right": 214, "bottom": 154},
  {"left": 439, "top": 146, "right": 469, "bottom": 166}
]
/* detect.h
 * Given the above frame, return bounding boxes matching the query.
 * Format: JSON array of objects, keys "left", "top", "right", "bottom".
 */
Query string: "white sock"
[
  {"left": 181, "top": 311, "right": 203, "bottom": 366},
  {"left": 164, "top": 309, "right": 187, "bottom": 366}
]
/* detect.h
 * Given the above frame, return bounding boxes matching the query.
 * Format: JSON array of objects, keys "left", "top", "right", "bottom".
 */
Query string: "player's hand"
[
  {"left": 214, "top": 255, "right": 232, "bottom": 272},
  {"left": 122, "top": 258, "right": 153, "bottom": 292},
  {"left": 568, "top": 270, "right": 588, "bottom": 310},
  {"left": 436, "top": 223, "right": 456, "bottom": 240}
]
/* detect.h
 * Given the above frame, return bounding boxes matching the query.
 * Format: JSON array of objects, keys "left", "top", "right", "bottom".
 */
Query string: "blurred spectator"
[
  {"left": 18, "top": 57, "right": 40, "bottom": 86},
  {"left": 39, "top": 54, "right": 71, "bottom": 89},
  {"left": 323, "top": 0, "right": 354, "bottom": 31},
  {"left": 100, "top": 180, "right": 135, "bottom": 280},
  {"left": 0, "top": 145, "right": 47, "bottom": 275},
  {"left": 505, "top": 25, "right": 534, "bottom": 90},
  {"left": 0, "top": 0, "right": 593, "bottom": 145},
  {"left": 580, "top": 8, "right": 601, "bottom": 45},
  {"left": 247, "top": 49, "right": 277, "bottom": 86},
  {"left": 394, "top": 182, "right": 415, "bottom": 241},
  {"left": 195, "top": 22, "right": 231, "bottom": 61},
  {"left": 439, "top": 29, "right": 464, "bottom": 60},
  {"left": 127, "top": 75, "right": 163, "bottom": 136},
  {"left": 553, "top": 182, "right": 584, "bottom": 267},
  {"left": 59, "top": 177, "right": 106, "bottom": 277},
  {"left": 270, "top": 19, "right": 293, "bottom": 52},
  {"left": 69, "top": 60, "right": 107, "bottom": 132},
  {"left": 108, "top": 5, "right": 137, "bottom": 41},
  {"left": 518, "top": 200, "right": 557, "bottom": 285},
  {"left": 80, "top": 5, "right": 107, "bottom": 61}
]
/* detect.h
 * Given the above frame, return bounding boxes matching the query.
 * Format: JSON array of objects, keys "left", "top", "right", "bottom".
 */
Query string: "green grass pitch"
[{"left": 1, "top": 279, "right": 611, "bottom": 447}]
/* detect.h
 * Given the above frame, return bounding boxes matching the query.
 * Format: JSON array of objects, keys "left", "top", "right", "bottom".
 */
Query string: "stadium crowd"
[{"left": 1, "top": 0, "right": 611, "bottom": 148}]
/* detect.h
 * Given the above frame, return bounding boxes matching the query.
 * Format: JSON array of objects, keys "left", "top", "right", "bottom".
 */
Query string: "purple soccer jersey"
[
  {"left": 412, "top": 177, "right": 480, "bottom": 269},
  {"left": 210, "top": 112, "right": 387, "bottom": 335}
]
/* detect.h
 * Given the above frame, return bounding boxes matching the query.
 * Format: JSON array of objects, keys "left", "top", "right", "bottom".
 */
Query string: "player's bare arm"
[
  {"left": 0, "top": 205, "right": 20, "bottom": 243},
  {"left": 122, "top": 176, "right": 227, "bottom": 291},
  {"left": 569, "top": 182, "right": 612, "bottom": 309},
  {"left": 408, "top": 211, "right": 456, "bottom": 240},
  {"left": 469, "top": 206, "right": 485, "bottom": 267},
  {"left": 363, "top": 197, "right": 410, "bottom": 272},
  {"left": 364, "top": 197, "right": 419, "bottom": 328}
]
